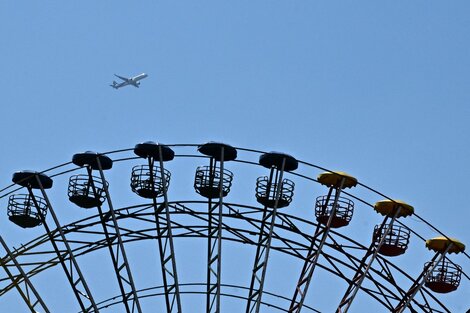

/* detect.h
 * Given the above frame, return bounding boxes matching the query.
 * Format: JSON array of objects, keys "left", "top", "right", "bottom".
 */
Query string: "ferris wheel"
[{"left": 0, "top": 142, "right": 467, "bottom": 312}]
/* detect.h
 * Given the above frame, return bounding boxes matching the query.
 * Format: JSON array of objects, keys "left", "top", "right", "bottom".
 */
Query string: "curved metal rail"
[
  {"left": 0, "top": 143, "right": 467, "bottom": 313},
  {"left": 0, "top": 202, "right": 455, "bottom": 312}
]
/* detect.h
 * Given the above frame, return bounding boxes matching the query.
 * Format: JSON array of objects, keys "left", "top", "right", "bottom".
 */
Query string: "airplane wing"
[
  {"left": 114, "top": 74, "right": 129, "bottom": 82},
  {"left": 111, "top": 73, "right": 145, "bottom": 89}
]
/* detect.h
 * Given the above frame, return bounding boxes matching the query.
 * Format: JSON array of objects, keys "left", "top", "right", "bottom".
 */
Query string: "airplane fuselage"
[
  {"left": 111, "top": 73, "right": 148, "bottom": 89},
  {"left": 133, "top": 73, "right": 148, "bottom": 81}
]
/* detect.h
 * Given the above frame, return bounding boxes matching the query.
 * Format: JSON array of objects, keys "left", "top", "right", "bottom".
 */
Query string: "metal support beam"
[
  {"left": 86, "top": 166, "right": 132, "bottom": 313},
  {"left": 336, "top": 207, "right": 402, "bottom": 313},
  {"left": 149, "top": 146, "right": 183, "bottom": 313},
  {"left": 246, "top": 157, "right": 287, "bottom": 313},
  {"left": 393, "top": 243, "right": 453, "bottom": 313},
  {"left": 93, "top": 158, "right": 143, "bottom": 313},
  {"left": 0, "top": 197, "right": 452, "bottom": 313},
  {"left": 289, "top": 177, "right": 345, "bottom": 313},
  {"left": 33, "top": 175, "right": 99, "bottom": 312},
  {"left": 206, "top": 147, "right": 225, "bottom": 313},
  {"left": 0, "top": 236, "right": 50, "bottom": 313}
]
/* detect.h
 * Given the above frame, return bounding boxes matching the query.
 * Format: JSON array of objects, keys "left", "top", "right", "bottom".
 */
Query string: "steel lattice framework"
[{"left": 0, "top": 142, "right": 468, "bottom": 313}]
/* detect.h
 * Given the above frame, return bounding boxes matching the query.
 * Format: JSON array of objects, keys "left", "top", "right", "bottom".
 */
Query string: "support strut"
[
  {"left": 289, "top": 177, "right": 345, "bottom": 313},
  {"left": 33, "top": 175, "right": 98, "bottom": 312},
  {"left": 336, "top": 207, "right": 402, "bottom": 313},
  {"left": 246, "top": 157, "right": 287, "bottom": 313},
  {"left": 393, "top": 243, "right": 453, "bottom": 313},
  {"left": 92, "top": 158, "right": 143, "bottom": 313},
  {"left": 149, "top": 146, "right": 182, "bottom": 313},
  {"left": 206, "top": 148, "right": 225, "bottom": 313},
  {"left": 0, "top": 235, "right": 51, "bottom": 313}
]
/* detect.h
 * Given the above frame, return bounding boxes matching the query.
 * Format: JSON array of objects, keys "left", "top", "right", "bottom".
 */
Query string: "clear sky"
[{"left": 1, "top": 1, "right": 469, "bottom": 312}]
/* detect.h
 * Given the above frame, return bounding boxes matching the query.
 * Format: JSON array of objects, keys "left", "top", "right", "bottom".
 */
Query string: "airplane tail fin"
[{"left": 110, "top": 81, "right": 118, "bottom": 89}]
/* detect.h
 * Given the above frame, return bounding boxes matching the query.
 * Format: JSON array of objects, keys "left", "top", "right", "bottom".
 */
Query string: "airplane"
[{"left": 110, "top": 73, "right": 148, "bottom": 89}]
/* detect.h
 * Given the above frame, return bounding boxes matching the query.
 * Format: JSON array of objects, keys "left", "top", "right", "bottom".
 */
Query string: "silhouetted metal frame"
[
  {"left": 0, "top": 201, "right": 452, "bottom": 312},
  {"left": 0, "top": 144, "right": 465, "bottom": 313},
  {"left": 394, "top": 243, "right": 454, "bottom": 313},
  {"left": 206, "top": 147, "right": 225, "bottom": 313},
  {"left": 147, "top": 146, "right": 183, "bottom": 313},
  {"left": 246, "top": 157, "right": 287, "bottom": 313},
  {"left": 88, "top": 158, "right": 143, "bottom": 313},
  {"left": 289, "top": 177, "right": 346, "bottom": 313},
  {"left": 0, "top": 235, "right": 50, "bottom": 313},
  {"left": 336, "top": 206, "right": 403, "bottom": 313},
  {"left": 31, "top": 174, "right": 98, "bottom": 312},
  {"left": 94, "top": 283, "right": 320, "bottom": 312}
]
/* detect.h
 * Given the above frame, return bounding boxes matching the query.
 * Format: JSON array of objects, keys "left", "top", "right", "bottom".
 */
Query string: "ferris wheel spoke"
[
  {"left": 94, "top": 157, "right": 143, "bottom": 313},
  {"left": 336, "top": 204, "right": 407, "bottom": 313},
  {"left": 289, "top": 176, "right": 349, "bottom": 313},
  {"left": 0, "top": 236, "right": 51, "bottom": 313},
  {"left": 0, "top": 144, "right": 465, "bottom": 313},
  {"left": 205, "top": 198, "right": 222, "bottom": 312},
  {"left": 247, "top": 153, "right": 294, "bottom": 313},
  {"left": 11, "top": 172, "right": 99, "bottom": 312},
  {"left": 140, "top": 143, "right": 183, "bottom": 313},
  {"left": 69, "top": 151, "right": 142, "bottom": 313},
  {"left": 394, "top": 242, "right": 455, "bottom": 313},
  {"left": 193, "top": 143, "right": 236, "bottom": 313},
  {"left": 319, "top": 251, "right": 396, "bottom": 311}
]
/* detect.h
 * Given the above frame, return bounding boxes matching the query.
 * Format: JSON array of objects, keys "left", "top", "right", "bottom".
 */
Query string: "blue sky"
[{"left": 1, "top": 1, "right": 469, "bottom": 312}]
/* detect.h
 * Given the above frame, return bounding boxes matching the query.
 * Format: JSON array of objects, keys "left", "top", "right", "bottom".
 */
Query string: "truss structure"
[{"left": 0, "top": 143, "right": 467, "bottom": 313}]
